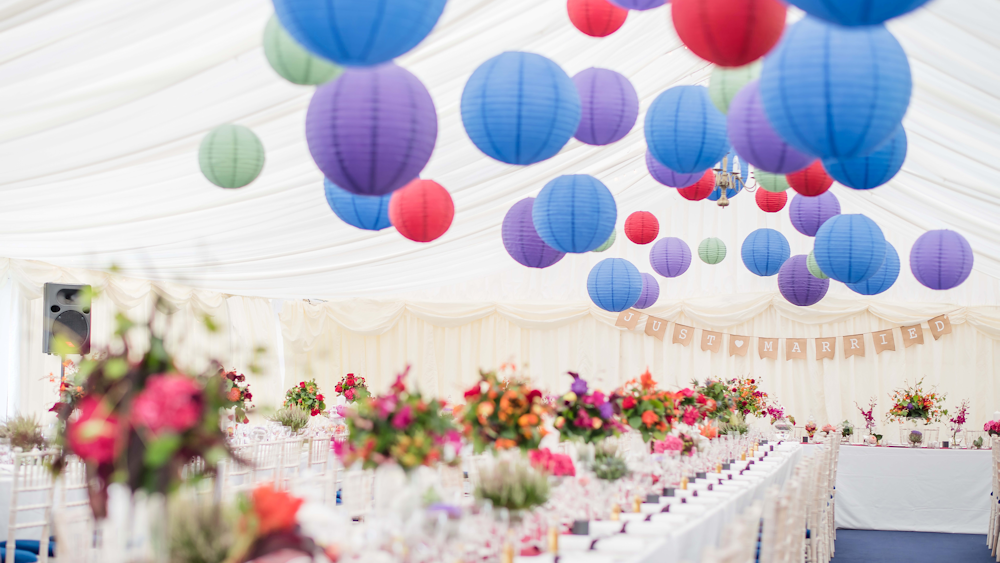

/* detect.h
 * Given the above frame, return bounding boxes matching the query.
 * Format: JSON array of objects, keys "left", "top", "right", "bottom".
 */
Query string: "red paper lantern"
[
  {"left": 671, "top": 0, "right": 786, "bottom": 67},
  {"left": 677, "top": 170, "right": 715, "bottom": 201},
  {"left": 568, "top": 0, "right": 628, "bottom": 38},
  {"left": 755, "top": 188, "right": 787, "bottom": 213},
  {"left": 624, "top": 211, "right": 659, "bottom": 245},
  {"left": 787, "top": 161, "right": 834, "bottom": 197},
  {"left": 389, "top": 179, "right": 455, "bottom": 242}
]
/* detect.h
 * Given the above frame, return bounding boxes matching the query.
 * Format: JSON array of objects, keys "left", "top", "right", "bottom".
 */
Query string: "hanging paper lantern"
[
  {"left": 755, "top": 170, "right": 789, "bottom": 193},
  {"left": 645, "top": 85, "right": 730, "bottom": 174},
  {"left": 502, "top": 198, "right": 566, "bottom": 269},
  {"left": 609, "top": 0, "right": 665, "bottom": 9},
  {"left": 755, "top": 189, "right": 787, "bottom": 213},
  {"left": 646, "top": 151, "right": 703, "bottom": 188},
  {"left": 847, "top": 242, "right": 900, "bottom": 295},
  {"left": 910, "top": 230, "right": 974, "bottom": 291},
  {"left": 624, "top": 211, "right": 659, "bottom": 245},
  {"left": 199, "top": 124, "right": 265, "bottom": 189},
  {"left": 462, "top": 52, "right": 581, "bottom": 165},
  {"left": 778, "top": 255, "right": 830, "bottom": 307},
  {"left": 814, "top": 214, "right": 886, "bottom": 284},
  {"left": 634, "top": 273, "right": 660, "bottom": 309},
  {"left": 273, "top": 0, "right": 447, "bottom": 67},
  {"left": 727, "top": 81, "right": 812, "bottom": 174},
  {"left": 573, "top": 68, "right": 639, "bottom": 146},
  {"left": 784, "top": 0, "right": 933, "bottom": 27},
  {"left": 789, "top": 191, "right": 841, "bottom": 237},
  {"left": 671, "top": 0, "right": 786, "bottom": 67},
  {"left": 533, "top": 175, "right": 617, "bottom": 253},
  {"left": 807, "top": 251, "right": 829, "bottom": 280},
  {"left": 323, "top": 179, "right": 391, "bottom": 231},
  {"left": 787, "top": 161, "right": 833, "bottom": 197},
  {"left": 593, "top": 230, "right": 617, "bottom": 252},
  {"left": 307, "top": 64, "right": 437, "bottom": 196},
  {"left": 708, "top": 62, "right": 761, "bottom": 114},
  {"left": 741, "top": 228, "right": 789, "bottom": 277},
  {"left": 263, "top": 16, "right": 343, "bottom": 86},
  {"left": 759, "top": 18, "right": 912, "bottom": 160},
  {"left": 388, "top": 179, "right": 454, "bottom": 242},
  {"left": 649, "top": 238, "right": 692, "bottom": 278},
  {"left": 824, "top": 126, "right": 908, "bottom": 191},
  {"left": 568, "top": 0, "right": 628, "bottom": 37},
  {"left": 699, "top": 237, "right": 727, "bottom": 265},
  {"left": 677, "top": 171, "right": 716, "bottom": 201},
  {"left": 587, "top": 258, "right": 643, "bottom": 312}
]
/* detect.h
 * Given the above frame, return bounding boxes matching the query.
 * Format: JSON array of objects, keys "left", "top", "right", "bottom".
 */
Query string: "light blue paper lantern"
[
  {"left": 273, "top": 0, "right": 447, "bottom": 67},
  {"left": 784, "top": 0, "right": 933, "bottom": 26},
  {"left": 759, "top": 18, "right": 912, "bottom": 160},
  {"left": 532, "top": 175, "right": 617, "bottom": 253},
  {"left": 814, "top": 214, "right": 887, "bottom": 284},
  {"left": 645, "top": 85, "right": 730, "bottom": 174},
  {"left": 823, "top": 126, "right": 908, "bottom": 190},
  {"left": 741, "top": 228, "right": 790, "bottom": 277},
  {"left": 462, "top": 52, "right": 581, "bottom": 165},
  {"left": 587, "top": 258, "right": 643, "bottom": 312},
  {"left": 846, "top": 242, "right": 900, "bottom": 296},
  {"left": 323, "top": 179, "right": 392, "bottom": 231}
]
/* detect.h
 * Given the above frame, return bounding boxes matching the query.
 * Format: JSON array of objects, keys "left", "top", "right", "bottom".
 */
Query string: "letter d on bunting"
[
  {"left": 844, "top": 334, "right": 866, "bottom": 358},
  {"left": 672, "top": 324, "right": 694, "bottom": 346},
  {"left": 645, "top": 315, "right": 667, "bottom": 341},
  {"left": 928, "top": 314, "right": 952, "bottom": 340}
]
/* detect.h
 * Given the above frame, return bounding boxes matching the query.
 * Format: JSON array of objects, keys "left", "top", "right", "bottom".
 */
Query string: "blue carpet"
[{"left": 833, "top": 530, "right": 993, "bottom": 562}]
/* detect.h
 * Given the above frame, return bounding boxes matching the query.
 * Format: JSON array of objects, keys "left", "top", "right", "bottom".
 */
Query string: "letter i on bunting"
[
  {"left": 758, "top": 338, "right": 778, "bottom": 360},
  {"left": 872, "top": 329, "right": 896, "bottom": 354},
  {"left": 928, "top": 314, "right": 953, "bottom": 340},
  {"left": 701, "top": 330, "right": 722, "bottom": 353},
  {"left": 645, "top": 315, "right": 667, "bottom": 341},
  {"left": 615, "top": 309, "right": 639, "bottom": 330},
  {"left": 815, "top": 337, "right": 836, "bottom": 360},
  {"left": 785, "top": 338, "right": 807, "bottom": 360},
  {"left": 672, "top": 324, "right": 694, "bottom": 346},
  {"left": 901, "top": 324, "right": 924, "bottom": 348},
  {"left": 844, "top": 335, "right": 866, "bottom": 358},
  {"left": 729, "top": 335, "right": 749, "bottom": 357}
]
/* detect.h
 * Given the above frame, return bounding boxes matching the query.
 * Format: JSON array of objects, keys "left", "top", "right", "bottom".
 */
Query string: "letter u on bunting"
[
  {"left": 785, "top": 338, "right": 807, "bottom": 360},
  {"left": 701, "top": 330, "right": 722, "bottom": 353},
  {"left": 873, "top": 329, "right": 896, "bottom": 354},
  {"left": 816, "top": 337, "right": 836, "bottom": 360},
  {"left": 729, "top": 335, "right": 749, "bottom": 357},
  {"left": 758, "top": 338, "right": 778, "bottom": 360},
  {"left": 928, "top": 314, "right": 952, "bottom": 340},
  {"left": 673, "top": 324, "right": 694, "bottom": 346},
  {"left": 645, "top": 315, "right": 667, "bottom": 340},
  {"left": 900, "top": 324, "right": 924, "bottom": 348},
  {"left": 844, "top": 334, "right": 866, "bottom": 358},
  {"left": 615, "top": 309, "right": 639, "bottom": 330}
]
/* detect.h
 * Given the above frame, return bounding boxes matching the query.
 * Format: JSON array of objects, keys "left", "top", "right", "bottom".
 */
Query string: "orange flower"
[
  {"left": 640, "top": 369, "right": 656, "bottom": 391},
  {"left": 518, "top": 413, "right": 539, "bottom": 427},
  {"left": 700, "top": 425, "right": 718, "bottom": 439},
  {"left": 495, "top": 438, "right": 517, "bottom": 450},
  {"left": 227, "top": 387, "right": 242, "bottom": 402},
  {"left": 477, "top": 401, "right": 495, "bottom": 424},
  {"left": 641, "top": 410, "right": 658, "bottom": 427},
  {"left": 252, "top": 486, "right": 303, "bottom": 536}
]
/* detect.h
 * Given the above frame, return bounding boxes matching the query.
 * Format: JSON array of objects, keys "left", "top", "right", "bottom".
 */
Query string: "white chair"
[
  {"left": 341, "top": 469, "right": 374, "bottom": 520},
  {"left": 7, "top": 449, "right": 57, "bottom": 563},
  {"left": 989, "top": 436, "right": 1000, "bottom": 558}
]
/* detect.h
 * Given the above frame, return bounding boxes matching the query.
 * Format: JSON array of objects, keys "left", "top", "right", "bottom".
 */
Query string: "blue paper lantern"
[
  {"left": 532, "top": 175, "right": 617, "bottom": 253},
  {"left": 645, "top": 85, "right": 730, "bottom": 174},
  {"left": 823, "top": 126, "right": 908, "bottom": 190},
  {"left": 273, "top": 0, "right": 447, "bottom": 67},
  {"left": 741, "top": 228, "right": 790, "bottom": 277},
  {"left": 634, "top": 273, "right": 660, "bottom": 309},
  {"left": 846, "top": 242, "right": 900, "bottom": 296},
  {"left": 587, "top": 258, "right": 643, "bottom": 312},
  {"left": 462, "top": 52, "right": 581, "bottom": 165},
  {"left": 784, "top": 0, "right": 933, "bottom": 26},
  {"left": 323, "top": 179, "right": 392, "bottom": 231},
  {"left": 814, "top": 214, "right": 887, "bottom": 284},
  {"left": 759, "top": 18, "right": 912, "bottom": 160}
]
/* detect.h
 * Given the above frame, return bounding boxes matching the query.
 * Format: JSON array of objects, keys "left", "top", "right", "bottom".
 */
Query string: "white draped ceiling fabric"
[{"left": 0, "top": 0, "right": 998, "bottom": 427}]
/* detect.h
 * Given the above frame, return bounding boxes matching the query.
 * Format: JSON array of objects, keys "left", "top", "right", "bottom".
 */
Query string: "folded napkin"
[
  {"left": 560, "top": 535, "right": 598, "bottom": 552},
  {"left": 591, "top": 535, "right": 649, "bottom": 554},
  {"left": 589, "top": 521, "right": 628, "bottom": 537},
  {"left": 660, "top": 503, "right": 708, "bottom": 516},
  {"left": 639, "top": 503, "right": 662, "bottom": 515}
]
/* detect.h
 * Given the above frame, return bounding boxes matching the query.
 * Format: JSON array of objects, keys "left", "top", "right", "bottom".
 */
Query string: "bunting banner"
[
  {"left": 729, "top": 335, "right": 749, "bottom": 357},
  {"left": 873, "top": 329, "right": 895, "bottom": 354},
  {"left": 901, "top": 324, "right": 924, "bottom": 347},
  {"left": 785, "top": 338, "right": 807, "bottom": 360},
  {"left": 615, "top": 309, "right": 640, "bottom": 330},
  {"left": 672, "top": 324, "right": 694, "bottom": 346},
  {"left": 645, "top": 315, "right": 668, "bottom": 341},
  {"left": 816, "top": 337, "right": 836, "bottom": 360},
  {"left": 701, "top": 330, "right": 723, "bottom": 353}
]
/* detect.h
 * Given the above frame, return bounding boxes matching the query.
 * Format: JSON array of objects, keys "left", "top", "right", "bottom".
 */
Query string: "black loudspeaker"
[{"left": 42, "top": 283, "right": 91, "bottom": 355}]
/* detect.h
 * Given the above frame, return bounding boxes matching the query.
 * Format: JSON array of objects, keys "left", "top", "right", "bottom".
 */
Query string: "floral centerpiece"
[
  {"left": 766, "top": 405, "right": 785, "bottom": 424},
  {"left": 336, "top": 368, "right": 461, "bottom": 471},
  {"left": 886, "top": 378, "right": 947, "bottom": 425},
  {"left": 49, "top": 367, "right": 84, "bottom": 414},
  {"left": 949, "top": 399, "right": 969, "bottom": 443},
  {"left": 728, "top": 377, "right": 769, "bottom": 418},
  {"left": 284, "top": 379, "right": 326, "bottom": 416},
  {"left": 674, "top": 387, "right": 711, "bottom": 427},
  {"left": 692, "top": 379, "right": 732, "bottom": 421},
  {"left": 804, "top": 421, "right": 817, "bottom": 438},
  {"left": 553, "top": 373, "right": 623, "bottom": 444},
  {"left": 458, "top": 369, "right": 547, "bottom": 453},
  {"left": 335, "top": 373, "right": 369, "bottom": 403},
  {"left": 856, "top": 397, "right": 877, "bottom": 435},
  {"left": 653, "top": 433, "right": 695, "bottom": 456},
  {"left": 985, "top": 420, "right": 1000, "bottom": 437},
  {"left": 528, "top": 448, "right": 575, "bottom": 477},
  {"left": 221, "top": 369, "right": 253, "bottom": 424},
  {"left": 821, "top": 423, "right": 836, "bottom": 437},
  {"left": 614, "top": 370, "right": 675, "bottom": 442},
  {"left": 474, "top": 457, "right": 550, "bottom": 512},
  {"left": 591, "top": 451, "right": 630, "bottom": 481},
  {"left": 841, "top": 420, "right": 853, "bottom": 438}
]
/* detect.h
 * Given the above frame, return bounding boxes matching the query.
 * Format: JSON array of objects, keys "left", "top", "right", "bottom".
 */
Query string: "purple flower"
[
  {"left": 570, "top": 376, "right": 589, "bottom": 396},
  {"left": 906, "top": 403, "right": 914, "bottom": 410},
  {"left": 598, "top": 402, "right": 613, "bottom": 419}
]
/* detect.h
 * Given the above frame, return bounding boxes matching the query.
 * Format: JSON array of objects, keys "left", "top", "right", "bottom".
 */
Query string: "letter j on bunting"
[
  {"left": 672, "top": 324, "right": 694, "bottom": 346},
  {"left": 645, "top": 316, "right": 667, "bottom": 340},
  {"left": 701, "top": 330, "right": 722, "bottom": 353},
  {"left": 615, "top": 309, "right": 640, "bottom": 330}
]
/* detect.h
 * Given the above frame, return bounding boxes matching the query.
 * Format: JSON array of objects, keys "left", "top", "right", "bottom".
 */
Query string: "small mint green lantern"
[
  {"left": 807, "top": 250, "right": 829, "bottom": 280},
  {"left": 698, "top": 237, "right": 727, "bottom": 265},
  {"left": 199, "top": 124, "right": 265, "bottom": 189},
  {"left": 708, "top": 61, "right": 761, "bottom": 114},
  {"left": 263, "top": 16, "right": 344, "bottom": 86},
  {"left": 593, "top": 230, "right": 616, "bottom": 252},
  {"left": 755, "top": 170, "right": 790, "bottom": 193}
]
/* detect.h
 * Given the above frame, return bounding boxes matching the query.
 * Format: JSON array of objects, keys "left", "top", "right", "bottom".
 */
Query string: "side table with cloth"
[{"left": 803, "top": 443, "right": 991, "bottom": 533}]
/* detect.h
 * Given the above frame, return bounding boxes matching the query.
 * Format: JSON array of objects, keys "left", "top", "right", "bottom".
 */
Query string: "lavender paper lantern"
[
  {"left": 789, "top": 191, "right": 841, "bottom": 237},
  {"left": 573, "top": 68, "right": 639, "bottom": 146},
  {"left": 646, "top": 151, "right": 703, "bottom": 188},
  {"left": 502, "top": 198, "right": 566, "bottom": 269},
  {"left": 727, "top": 80, "right": 812, "bottom": 174},
  {"left": 910, "top": 230, "right": 974, "bottom": 290},
  {"left": 649, "top": 237, "right": 692, "bottom": 278},
  {"left": 609, "top": 0, "right": 666, "bottom": 9},
  {"left": 778, "top": 255, "right": 830, "bottom": 306},
  {"left": 306, "top": 64, "right": 437, "bottom": 196},
  {"left": 634, "top": 273, "right": 660, "bottom": 309}
]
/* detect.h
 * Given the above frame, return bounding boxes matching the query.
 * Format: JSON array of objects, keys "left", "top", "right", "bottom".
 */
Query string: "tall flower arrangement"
[
  {"left": 728, "top": 377, "right": 769, "bottom": 418},
  {"left": 221, "top": 369, "right": 253, "bottom": 424},
  {"left": 458, "top": 369, "right": 548, "bottom": 453},
  {"left": 335, "top": 373, "right": 369, "bottom": 403},
  {"left": 553, "top": 373, "right": 623, "bottom": 444},
  {"left": 284, "top": 379, "right": 326, "bottom": 416},
  {"left": 885, "top": 379, "right": 948, "bottom": 424},
  {"left": 614, "top": 370, "right": 675, "bottom": 442},
  {"left": 949, "top": 399, "right": 970, "bottom": 441},
  {"left": 856, "top": 397, "right": 878, "bottom": 434}
]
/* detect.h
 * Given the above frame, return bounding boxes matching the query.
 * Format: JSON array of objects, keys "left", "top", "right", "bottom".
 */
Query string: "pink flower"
[
  {"left": 344, "top": 388, "right": 355, "bottom": 401},
  {"left": 68, "top": 397, "right": 121, "bottom": 464},
  {"left": 574, "top": 408, "right": 592, "bottom": 428},
  {"left": 131, "top": 374, "right": 203, "bottom": 435},
  {"left": 653, "top": 435, "right": 684, "bottom": 453},
  {"left": 335, "top": 405, "right": 347, "bottom": 417},
  {"left": 682, "top": 406, "right": 699, "bottom": 426},
  {"left": 392, "top": 405, "right": 414, "bottom": 429},
  {"left": 677, "top": 388, "right": 694, "bottom": 398}
]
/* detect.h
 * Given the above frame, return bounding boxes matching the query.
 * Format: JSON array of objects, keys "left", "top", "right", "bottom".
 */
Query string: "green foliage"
[
  {"left": 973, "top": 436, "right": 984, "bottom": 449},
  {"left": 591, "top": 451, "right": 629, "bottom": 481},
  {"left": 0, "top": 414, "right": 47, "bottom": 451},
  {"left": 474, "top": 457, "right": 550, "bottom": 512},
  {"left": 168, "top": 495, "right": 237, "bottom": 563},
  {"left": 269, "top": 407, "right": 310, "bottom": 433}
]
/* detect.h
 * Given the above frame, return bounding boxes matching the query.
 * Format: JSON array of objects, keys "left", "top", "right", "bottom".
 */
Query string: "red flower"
[
  {"left": 310, "top": 408, "right": 320, "bottom": 416},
  {"left": 641, "top": 410, "right": 658, "bottom": 427},
  {"left": 299, "top": 382, "right": 306, "bottom": 388},
  {"left": 526, "top": 389, "right": 542, "bottom": 403},
  {"left": 68, "top": 397, "right": 121, "bottom": 464},
  {"left": 131, "top": 374, "right": 203, "bottom": 435},
  {"left": 316, "top": 394, "right": 324, "bottom": 401},
  {"left": 622, "top": 396, "right": 636, "bottom": 410},
  {"left": 335, "top": 384, "right": 343, "bottom": 393},
  {"left": 244, "top": 391, "right": 252, "bottom": 400},
  {"left": 252, "top": 486, "right": 304, "bottom": 535},
  {"left": 345, "top": 376, "right": 356, "bottom": 386},
  {"left": 463, "top": 384, "right": 481, "bottom": 399}
]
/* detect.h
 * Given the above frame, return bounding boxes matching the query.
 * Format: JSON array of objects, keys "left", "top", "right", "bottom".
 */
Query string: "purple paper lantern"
[
  {"left": 634, "top": 273, "right": 660, "bottom": 309},
  {"left": 502, "top": 198, "right": 566, "bottom": 269},
  {"left": 306, "top": 64, "right": 437, "bottom": 196},
  {"left": 727, "top": 81, "right": 812, "bottom": 174},
  {"left": 910, "top": 230, "right": 974, "bottom": 290},
  {"left": 778, "top": 255, "right": 830, "bottom": 306},
  {"left": 649, "top": 237, "right": 692, "bottom": 278},
  {"left": 609, "top": 0, "right": 666, "bottom": 9},
  {"left": 573, "top": 68, "right": 639, "bottom": 146},
  {"left": 646, "top": 151, "right": 702, "bottom": 188},
  {"left": 789, "top": 191, "right": 841, "bottom": 237}
]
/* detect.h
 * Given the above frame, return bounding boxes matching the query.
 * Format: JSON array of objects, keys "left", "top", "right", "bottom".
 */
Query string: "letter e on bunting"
[
  {"left": 615, "top": 309, "right": 640, "bottom": 330},
  {"left": 843, "top": 335, "right": 866, "bottom": 358},
  {"left": 701, "top": 330, "right": 723, "bottom": 353},
  {"left": 900, "top": 324, "right": 924, "bottom": 348},
  {"left": 872, "top": 329, "right": 896, "bottom": 354},
  {"left": 729, "top": 335, "right": 749, "bottom": 357},
  {"left": 928, "top": 315, "right": 952, "bottom": 340},
  {"left": 758, "top": 338, "right": 778, "bottom": 360},
  {"left": 785, "top": 338, "right": 807, "bottom": 361},
  {"left": 672, "top": 324, "right": 694, "bottom": 347},
  {"left": 816, "top": 337, "right": 836, "bottom": 360},
  {"left": 645, "top": 316, "right": 667, "bottom": 341}
]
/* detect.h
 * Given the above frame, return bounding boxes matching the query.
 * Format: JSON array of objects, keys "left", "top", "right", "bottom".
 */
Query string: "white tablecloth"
[{"left": 803, "top": 444, "right": 991, "bottom": 534}]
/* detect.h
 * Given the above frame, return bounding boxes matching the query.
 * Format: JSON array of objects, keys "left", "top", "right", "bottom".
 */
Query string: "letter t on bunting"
[
  {"left": 928, "top": 315, "right": 953, "bottom": 340},
  {"left": 645, "top": 316, "right": 667, "bottom": 341},
  {"left": 844, "top": 335, "right": 866, "bottom": 358},
  {"left": 815, "top": 337, "right": 836, "bottom": 360},
  {"left": 672, "top": 324, "right": 694, "bottom": 347},
  {"left": 758, "top": 338, "right": 778, "bottom": 360},
  {"left": 615, "top": 309, "right": 640, "bottom": 330},
  {"left": 900, "top": 324, "right": 924, "bottom": 348},
  {"left": 729, "top": 335, "right": 749, "bottom": 357},
  {"left": 872, "top": 329, "right": 896, "bottom": 354},
  {"left": 701, "top": 330, "right": 722, "bottom": 353},
  {"left": 785, "top": 338, "right": 807, "bottom": 360}
]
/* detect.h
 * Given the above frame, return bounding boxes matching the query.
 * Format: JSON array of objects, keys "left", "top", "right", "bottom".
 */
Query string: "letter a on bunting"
[{"left": 785, "top": 338, "right": 807, "bottom": 360}]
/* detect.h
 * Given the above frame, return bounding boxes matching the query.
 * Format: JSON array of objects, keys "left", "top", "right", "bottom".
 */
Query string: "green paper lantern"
[
  {"left": 708, "top": 61, "right": 762, "bottom": 114},
  {"left": 698, "top": 237, "right": 727, "bottom": 265},
  {"left": 263, "top": 16, "right": 344, "bottom": 86},
  {"left": 199, "top": 124, "right": 265, "bottom": 189},
  {"left": 755, "top": 170, "right": 790, "bottom": 193},
  {"left": 807, "top": 250, "right": 829, "bottom": 279},
  {"left": 593, "top": 229, "right": 617, "bottom": 252}
]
